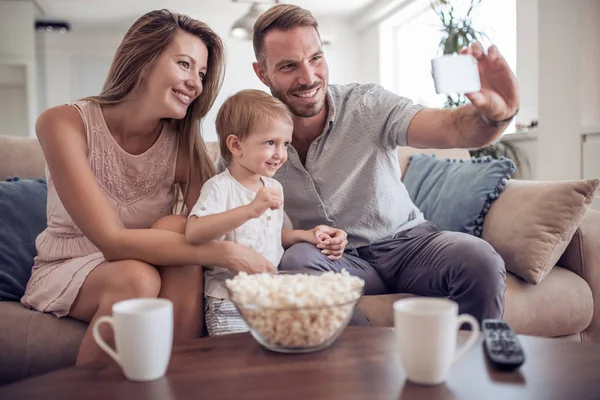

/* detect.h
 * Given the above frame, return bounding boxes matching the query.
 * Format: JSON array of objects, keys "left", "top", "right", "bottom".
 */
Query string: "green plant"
[
  {"left": 469, "top": 141, "right": 529, "bottom": 177},
  {"left": 431, "top": 0, "right": 486, "bottom": 108},
  {"left": 431, "top": 0, "right": 525, "bottom": 173}
]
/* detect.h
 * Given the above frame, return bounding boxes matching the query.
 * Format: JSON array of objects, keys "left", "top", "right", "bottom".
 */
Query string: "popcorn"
[{"left": 226, "top": 270, "right": 364, "bottom": 349}]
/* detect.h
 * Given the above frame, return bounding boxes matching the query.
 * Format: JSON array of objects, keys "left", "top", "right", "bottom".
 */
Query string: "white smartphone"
[{"left": 431, "top": 54, "right": 481, "bottom": 95}]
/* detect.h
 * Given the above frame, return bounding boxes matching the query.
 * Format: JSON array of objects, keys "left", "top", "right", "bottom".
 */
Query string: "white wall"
[
  {"left": 580, "top": 0, "right": 600, "bottom": 131},
  {"left": 0, "top": 0, "right": 36, "bottom": 136},
  {"left": 358, "top": 25, "right": 381, "bottom": 85},
  {"left": 513, "top": 0, "right": 600, "bottom": 133},
  {"left": 0, "top": 1, "right": 35, "bottom": 59},
  {"left": 36, "top": 10, "right": 361, "bottom": 143},
  {"left": 512, "top": 0, "right": 600, "bottom": 184},
  {"left": 536, "top": 0, "right": 582, "bottom": 181},
  {"left": 38, "top": 31, "right": 121, "bottom": 109},
  {"left": 0, "top": 78, "right": 29, "bottom": 137},
  {"left": 319, "top": 17, "right": 361, "bottom": 86},
  {"left": 583, "top": 133, "right": 600, "bottom": 210},
  {"left": 515, "top": 0, "right": 538, "bottom": 128}
]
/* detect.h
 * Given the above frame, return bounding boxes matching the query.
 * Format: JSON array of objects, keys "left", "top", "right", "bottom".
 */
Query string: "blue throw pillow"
[
  {"left": 403, "top": 154, "right": 516, "bottom": 237},
  {"left": 0, "top": 177, "right": 47, "bottom": 301}
]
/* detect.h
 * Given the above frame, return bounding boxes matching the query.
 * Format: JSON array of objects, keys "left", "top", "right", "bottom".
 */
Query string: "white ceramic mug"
[
  {"left": 393, "top": 298, "right": 479, "bottom": 385},
  {"left": 92, "top": 298, "right": 173, "bottom": 382}
]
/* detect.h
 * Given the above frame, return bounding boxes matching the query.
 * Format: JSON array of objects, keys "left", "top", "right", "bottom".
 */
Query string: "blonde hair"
[
  {"left": 216, "top": 90, "right": 293, "bottom": 162},
  {"left": 84, "top": 9, "right": 224, "bottom": 212},
  {"left": 253, "top": 4, "right": 319, "bottom": 65}
]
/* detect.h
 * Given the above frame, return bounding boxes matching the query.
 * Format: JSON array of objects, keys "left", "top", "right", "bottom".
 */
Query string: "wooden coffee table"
[{"left": 1, "top": 327, "right": 599, "bottom": 399}]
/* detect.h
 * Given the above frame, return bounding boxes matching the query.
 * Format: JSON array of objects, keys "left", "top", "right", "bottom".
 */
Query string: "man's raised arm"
[{"left": 407, "top": 43, "right": 520, "bottom": 150}]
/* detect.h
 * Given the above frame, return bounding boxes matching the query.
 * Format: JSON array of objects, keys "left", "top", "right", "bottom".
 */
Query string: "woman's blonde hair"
[
  {"left": 85, "top": 9, "right": 224, "bottom": 212},
  {"left": 216, "top": 89, "right": 293, "bottom": 162}
]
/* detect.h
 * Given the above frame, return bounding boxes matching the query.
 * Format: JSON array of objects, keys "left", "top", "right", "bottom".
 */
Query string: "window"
[{"left": 381, "top": 0, "right": 516, "bottom": 115}]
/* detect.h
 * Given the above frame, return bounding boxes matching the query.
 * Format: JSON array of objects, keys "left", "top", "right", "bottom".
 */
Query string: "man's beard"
[{"left": 268, "top": 79, "right": 326, "bottom": 118}]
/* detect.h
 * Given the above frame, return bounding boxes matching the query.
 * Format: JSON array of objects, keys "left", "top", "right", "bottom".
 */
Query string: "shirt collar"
[{"left": 324, "top": 86, "right": 336, "bottom": 134}]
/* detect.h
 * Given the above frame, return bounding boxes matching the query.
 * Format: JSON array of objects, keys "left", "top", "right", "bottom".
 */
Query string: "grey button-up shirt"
[{"left": 274, "top": 83, "right": 426, "bottom": 249}]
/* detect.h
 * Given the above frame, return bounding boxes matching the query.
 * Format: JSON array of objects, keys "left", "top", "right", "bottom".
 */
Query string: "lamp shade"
[{"left": 230, "top": 3, "right": 266, "bottom": 40}]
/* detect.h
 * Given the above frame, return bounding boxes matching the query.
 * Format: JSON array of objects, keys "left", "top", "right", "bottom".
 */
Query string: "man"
[{"left": 251, "top": 4, "right": 518, "bottom": 323}]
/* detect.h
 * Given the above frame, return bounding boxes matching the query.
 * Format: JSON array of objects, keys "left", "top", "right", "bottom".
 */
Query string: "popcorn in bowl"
[{"left": 226, "top": 270, "right": 365, "bottom": 353}]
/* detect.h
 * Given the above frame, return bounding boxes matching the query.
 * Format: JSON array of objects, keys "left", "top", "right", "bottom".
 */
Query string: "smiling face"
[
  {"left": 229, "top": 117, "right": 293, "bottom": 178},
  {"left": 139, "top": 31, "right": 209, "bottom": 120},
  {"left": 253, "top": 26, "right": 328, "bottom": 119}
]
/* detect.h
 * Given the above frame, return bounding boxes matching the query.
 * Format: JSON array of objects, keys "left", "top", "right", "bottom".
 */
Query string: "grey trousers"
[{"left": 279, "top": 222, "right": 506, "bottom": 325}]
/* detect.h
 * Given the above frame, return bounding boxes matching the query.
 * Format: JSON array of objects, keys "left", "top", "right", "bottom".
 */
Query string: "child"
[{"left": 185, "top": 89, "right": 341, "bottom": 336}]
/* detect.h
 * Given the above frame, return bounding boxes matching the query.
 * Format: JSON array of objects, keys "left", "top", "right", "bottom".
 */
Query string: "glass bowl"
[{"left": 227, "top": 271, "right": 364, "bottom": 354}]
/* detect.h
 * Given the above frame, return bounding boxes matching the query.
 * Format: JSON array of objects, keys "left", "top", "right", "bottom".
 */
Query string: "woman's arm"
[{"left": 37, "top": 105, "right": 272, "bottom": 271}]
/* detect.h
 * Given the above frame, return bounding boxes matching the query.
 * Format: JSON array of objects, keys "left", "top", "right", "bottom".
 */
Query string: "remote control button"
[{"left": 482, "top": 319, "right": 525, "bottom": 371}]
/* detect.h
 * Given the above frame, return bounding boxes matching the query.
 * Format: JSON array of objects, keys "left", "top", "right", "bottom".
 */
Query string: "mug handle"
[
  {"left": 452, "top": 314, "right": 480, "bottom": 365},
  {"left": 92, "top": 316, "right": 121, "bottom": 367}
]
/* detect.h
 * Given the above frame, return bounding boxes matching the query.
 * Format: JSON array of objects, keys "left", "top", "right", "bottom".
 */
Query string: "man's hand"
[
  {"left": 407, "top": 43, "right": 520, "bottom": 149},
  {"left": 247, "top": 187, "right": 282, "bottom": 218},
  {"left": 460, "top": 43, "right": 519, "bottom": 123},
  {"left": 310, "top": 225, "right": 348, "bottom": 261}
]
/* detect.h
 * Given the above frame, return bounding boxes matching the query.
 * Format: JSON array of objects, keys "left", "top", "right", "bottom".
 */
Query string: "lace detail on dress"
[{"left": 89, "top": 120, "right": 175, "bottom": 205}]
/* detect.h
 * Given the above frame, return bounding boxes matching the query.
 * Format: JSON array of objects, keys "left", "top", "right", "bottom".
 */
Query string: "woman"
[{"left": 21, "top": 9, "right": 275, "bottom": 365}]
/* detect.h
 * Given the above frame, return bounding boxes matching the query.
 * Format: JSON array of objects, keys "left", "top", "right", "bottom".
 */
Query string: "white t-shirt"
[{"left": 189, "top": 168, "right": 285, "bottom": 299}]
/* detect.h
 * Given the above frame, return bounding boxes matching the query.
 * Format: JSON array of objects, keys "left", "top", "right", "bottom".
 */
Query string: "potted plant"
[
  {"left": 431, "top": 0, "right": 485, "bottom": 108},
  {"left": 431, "top": 0, "right": 526, "bottom": 173}
]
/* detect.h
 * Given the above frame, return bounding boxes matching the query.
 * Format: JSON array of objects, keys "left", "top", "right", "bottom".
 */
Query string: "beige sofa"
[{"left": 0, "top": 134, "right": 599, "bottom": 386}]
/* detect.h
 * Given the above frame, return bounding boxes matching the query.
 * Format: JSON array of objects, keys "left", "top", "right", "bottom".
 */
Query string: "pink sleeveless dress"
[{"left": 21, "top": 100, "right": 179, "bottom": 317}]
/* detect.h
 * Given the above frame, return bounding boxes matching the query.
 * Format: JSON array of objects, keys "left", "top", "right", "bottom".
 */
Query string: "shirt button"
[
  {"left": 201, "top": 207, "right": 206, "bottom": 211},
  {"left": 267, "top": 216, "right": 271, "bottom": 221}
]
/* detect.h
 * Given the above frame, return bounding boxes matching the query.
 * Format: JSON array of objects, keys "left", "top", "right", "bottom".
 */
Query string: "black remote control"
[{"left": 482, "top": 319, "right": 525, "bottom": 371}]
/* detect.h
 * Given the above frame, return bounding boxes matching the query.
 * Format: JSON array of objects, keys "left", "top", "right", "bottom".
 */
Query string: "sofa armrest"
[
  {"left": 0, "top": 135, "right": 46, "bottom": 180},
  {"left": 558, "top": 209, "right": 600, "bottom": 342}
]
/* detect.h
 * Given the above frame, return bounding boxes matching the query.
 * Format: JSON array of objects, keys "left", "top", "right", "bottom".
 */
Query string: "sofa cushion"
[
  {"left": 356, "top": 267, "right": 592, "bottom": 339},
  {"left": 0, "top": 135, "right": 45, "bottom": 181},
  {"left": 0, "top": 301, "right": 86, "bottom": 385},
  {"left": 397, "top": 147, "right": 470, "bottom": 180},
  {"left": 503, "top": 266, "right": 593, "bottom": 338},
  {"left": 403, "top": 154, "right": 516, "bottom": 236},
  {"left": 0, "top": 177, "right": 47, "bottom": 301},
  {"left": 482, "top": 179, "right": 599, "bottom": 284}
]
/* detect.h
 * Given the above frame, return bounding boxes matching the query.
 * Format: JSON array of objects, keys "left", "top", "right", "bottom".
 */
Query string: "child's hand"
[
  {"left": 248, "top": 187, "right": 282, "bottom": 218},
  {"left": 310, "top": 225, "right": 348, "bottom": 261}
]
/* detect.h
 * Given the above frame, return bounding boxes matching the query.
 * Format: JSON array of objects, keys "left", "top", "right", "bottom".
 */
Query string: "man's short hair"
[
  {"left": 216, "top": 89, "right": 293, "bottom": 162},
  {"left": 253, "top": 4, "right": 319, "bottom": 66}
]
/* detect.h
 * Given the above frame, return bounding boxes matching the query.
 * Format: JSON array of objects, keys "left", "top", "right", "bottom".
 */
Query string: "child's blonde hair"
[{"left": 216, "top": 89, "right": 293, "bottom": 162}]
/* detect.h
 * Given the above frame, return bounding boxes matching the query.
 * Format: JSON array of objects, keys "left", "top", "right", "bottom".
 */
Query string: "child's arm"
[
  {"left": 282, "top": 227, "right": 334, "bottom": 249},
  {"left": 186, "top": 186, "right": 282, "bottom": 245},
  {"left": 282, "top": 229, "right": 318, "bottom": 249},
  {"left": 282, "top": 225, "right": 347, "bottom": 261},
  {"left": 186, "top": 207, "right": 254, "bottom": 245}
]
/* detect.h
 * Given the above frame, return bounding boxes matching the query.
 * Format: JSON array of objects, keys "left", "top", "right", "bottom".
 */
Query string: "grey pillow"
[
  {"left": 0, "top": 177, "right": 47, "bottom": 301},
  {"left": 403, "top": 154, "right": 516, "bottom": 236}
]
